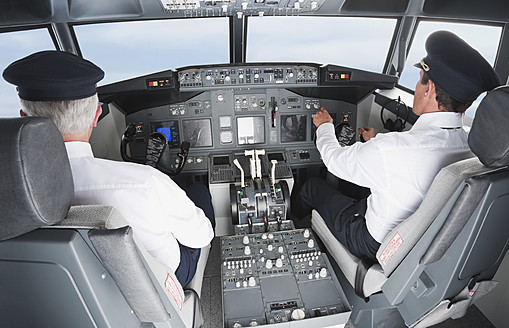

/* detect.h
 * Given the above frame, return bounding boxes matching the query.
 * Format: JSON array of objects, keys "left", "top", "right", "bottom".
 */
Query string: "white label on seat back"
[
  {"left": 379, "top": 232, "right": 404, "bottom": 266},
  {"left": 165, "top": 273, "right": 184, "bottom": 311}
]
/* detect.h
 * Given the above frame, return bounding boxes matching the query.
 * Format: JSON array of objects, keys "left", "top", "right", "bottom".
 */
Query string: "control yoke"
[{"left": 121, "top": 123, "right": 189, "bottom": 176}]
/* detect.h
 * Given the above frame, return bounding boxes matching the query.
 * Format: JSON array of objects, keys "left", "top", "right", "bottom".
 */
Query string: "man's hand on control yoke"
[
  {"left": 313, "top": 107, "right": 333, "bottom": 127},
  {"left": 358, "top": 126, "right": 376, "bottom": 142}
]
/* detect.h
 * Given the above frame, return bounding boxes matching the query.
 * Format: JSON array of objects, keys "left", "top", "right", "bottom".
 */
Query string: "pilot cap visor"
[
  {"left": 3, "top": 50, "right": 104, "bottom": 101},
  {"left": 414, "top": 30, "right": 501, "bottom": 103}
]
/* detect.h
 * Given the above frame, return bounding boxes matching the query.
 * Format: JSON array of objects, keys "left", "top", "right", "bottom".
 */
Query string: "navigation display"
[
  {"left": 182, "top": 119, "right": 213, "bottom": 148},
  {"left": 150, "top": 120, "right": 180, "bottom": 148},
  {"left": 281, "top": 114, "right": 307, "bottom": 143},
  {"left": 237, "top": 116, "right": 265, "bottom": 145}
]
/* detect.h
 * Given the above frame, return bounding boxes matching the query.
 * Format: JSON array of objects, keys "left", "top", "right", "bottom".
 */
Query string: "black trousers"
[
  {"left": 293, "top": 177, "right": 380, "bottom": 261},
  {"left": 175, "top": 183, "right": 216, "bottom": 287}
]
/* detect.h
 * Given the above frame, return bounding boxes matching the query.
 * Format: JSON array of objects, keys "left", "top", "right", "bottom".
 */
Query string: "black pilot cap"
[
  {"left": 414, "top": 30, "right": 501, "bottom": 103},
  {"left": 2, "top": 50, "right": 104, "bottom": 101}
]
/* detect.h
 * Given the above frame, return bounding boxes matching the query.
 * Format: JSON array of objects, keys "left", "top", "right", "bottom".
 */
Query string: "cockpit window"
[
  {"left": 74, "top": 18, "right": 230, "bottom": 86},
  {"left": 0, "top": 28, "right": 55, "bottom": 117},
  {"left": 246, "top": 16, "right": 397, "bottom": 72},
  {"left": 399, "top": 20, "right": 502, "bottom": 117}
]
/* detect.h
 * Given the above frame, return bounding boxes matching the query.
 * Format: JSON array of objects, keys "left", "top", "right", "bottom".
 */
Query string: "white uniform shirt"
[
  {"left": 316, "top": 112, "right": 473, "bottom": 243},
  {"left": 65, "top": 141, "right": 214, "bottom": 272}
]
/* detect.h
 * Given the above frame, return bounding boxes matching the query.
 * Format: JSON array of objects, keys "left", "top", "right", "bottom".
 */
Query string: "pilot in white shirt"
[
  {"left": 293, "top": 31, "right": 501, "bottom": 262},
  {"left": 3, "top": 50, "right": 215, "bottom": 286},
  {"left": 65, "top": 141, "right": 214, "bottom": 275}
]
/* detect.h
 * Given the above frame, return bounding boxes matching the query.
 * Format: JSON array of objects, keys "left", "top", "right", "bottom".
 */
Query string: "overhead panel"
[{"left": 158, "top": 0, "right": 327, "bottom": 17}]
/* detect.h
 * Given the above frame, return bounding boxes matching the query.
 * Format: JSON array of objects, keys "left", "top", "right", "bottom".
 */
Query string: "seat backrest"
[
  {"left": 377, "top": 85, "right": 509, "bottom": 277},
  {"left": 0, "top": 117, "right": 191, "bottom": 328},
  {"left": 0, "top": 117, "right": 73, "bottom": 240},
  {"left": 376, "top": 86, "right": 509, "bottom": 326}
]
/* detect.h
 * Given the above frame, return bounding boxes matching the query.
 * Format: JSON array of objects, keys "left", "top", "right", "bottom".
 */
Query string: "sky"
[{"left": 0, "top": 17, "right": 502, "bottom": 118}]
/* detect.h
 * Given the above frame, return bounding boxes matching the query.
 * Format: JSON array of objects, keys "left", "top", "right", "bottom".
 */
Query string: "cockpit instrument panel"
[{"left": 178, "top": 64, "right": 319, "bottom": 90}]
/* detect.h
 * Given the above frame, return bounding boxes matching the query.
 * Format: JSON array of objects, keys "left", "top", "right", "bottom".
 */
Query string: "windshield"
[
  {"left": 74, "top": 18, "right": 230, "bottom": 86},
  {"left": 0, "top": 28, "right": 55, "bottom": 117},
  {"left": 247, "top": 16, "right": 397, "bottom": 72}
]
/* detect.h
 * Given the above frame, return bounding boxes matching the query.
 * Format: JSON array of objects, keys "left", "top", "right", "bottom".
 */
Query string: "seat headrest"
[
  {"left": 468, "top": 85, "right": 509, "bottom": 167},
  {"left": 0, "top": 117, "right": 74, "bottom": 241}
]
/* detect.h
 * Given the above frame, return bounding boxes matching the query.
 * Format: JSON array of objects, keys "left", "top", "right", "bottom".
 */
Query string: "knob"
[
  {"left": 307, "top": 239, "right": 314, "bottom": 248},
  {"left": 236, "top": 281, "right": 241, "bottom": 288},
  {"left": 320, "top": 268, "right": 327, "bottom": 278},
  {"left": 303, "top": 229, "right": 310, "bottom": 238},
  {"left": 243, "top": 235, "right": 250, "bottom": 245},
  {"left": 233, "top": 322, "right": 243, "bottom": 328},
  {"left": 291, "top": 308, "right": 306, "bottom": 320},
  {"left": 249, "top": 320, "right": 259, "bottom": 327},
  {"left": 265, "top": 260, "right": 273, "bottom": 269},
  {"left": 278, "top": 246, "right": 284, "bottom": 253},
  {"left": 276, "top": 258, "right": 283, "bottom": 268},
  {"left": 262, "top": 233, "right": 267, "bottom": 240},
  {"left": 268, "top": 233, "right": 274, "bottom": 239},
  {"left": 248, "top": 276, "right": 256, "bottom": 287},
  {"left": 244, "top": 246, "right": 251, "bottom": 255},
  {"left": 267, "top": 244, "right": 273, "bottom": 252}
]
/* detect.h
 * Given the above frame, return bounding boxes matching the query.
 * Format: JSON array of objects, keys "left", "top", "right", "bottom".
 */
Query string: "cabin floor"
[{"left": 200, "top": 216, "right": 496, "bottom": 328}]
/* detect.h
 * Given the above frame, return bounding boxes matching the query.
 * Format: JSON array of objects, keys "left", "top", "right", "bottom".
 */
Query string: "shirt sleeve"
[
  {"left": 315, "top": 122, "right": 388, "bottom": 190},
  {"left": 150, "top": 169, "right": 214, "bottom": 249}
]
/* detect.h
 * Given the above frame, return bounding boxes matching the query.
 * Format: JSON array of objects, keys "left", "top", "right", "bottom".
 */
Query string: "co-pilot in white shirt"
[
  {"left": 316, "top": 112, "right": 473, "bottom": 243},
  {"left": 65, "top": 141, "right": 214, "bottom": 272}
]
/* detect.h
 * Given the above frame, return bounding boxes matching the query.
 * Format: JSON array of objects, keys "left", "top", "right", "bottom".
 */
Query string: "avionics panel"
[
  {"left": 182, "top": 118, "right": 213, "bottom": 148},
  {"left": 150, "top": 120, "right": 180, "bottom": 148},
  {"left": 178, "top": 64, "right": 319, "bottom": 90},
  {"left": 237, "top": 116, "right": 265, "bottom": 145},
  {"left": 125, "top": 86, "right": 357, "bottom": 172},
  {"left": 280, "top": 114, "right": 307, "bottom": 143}
]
